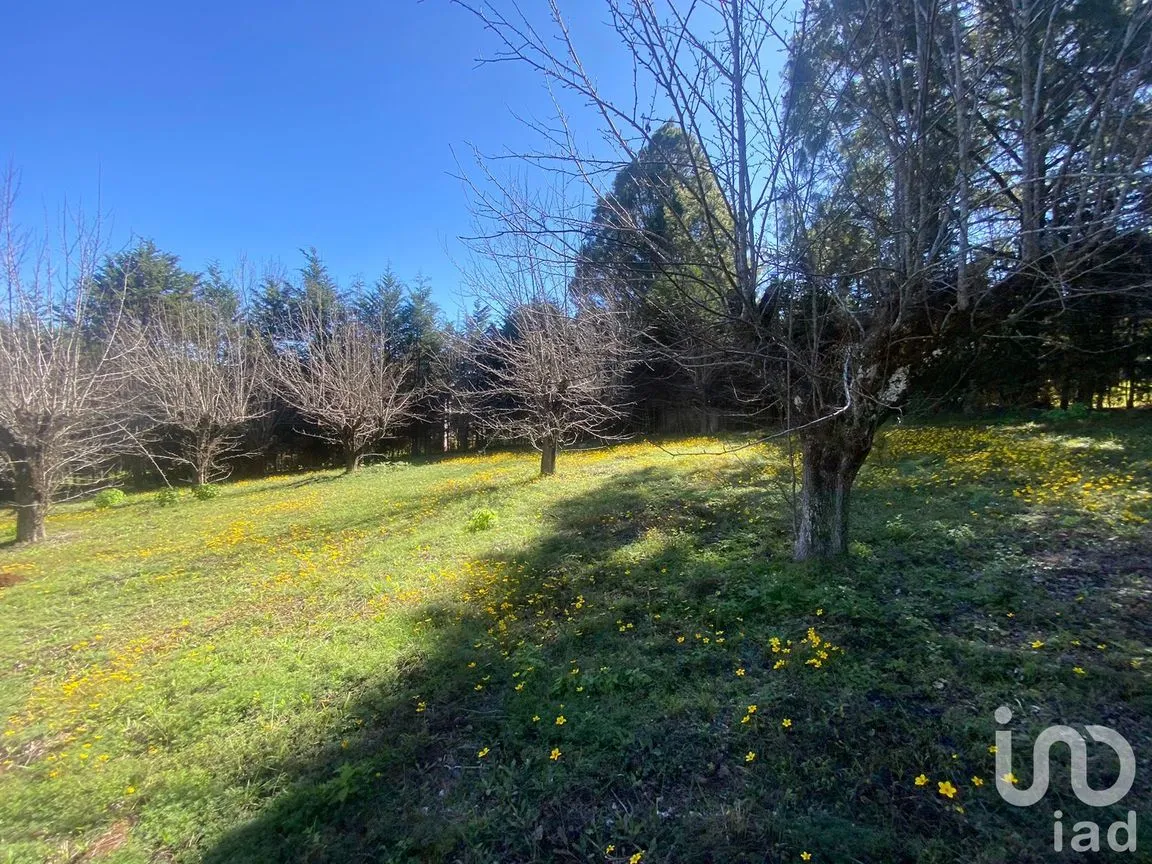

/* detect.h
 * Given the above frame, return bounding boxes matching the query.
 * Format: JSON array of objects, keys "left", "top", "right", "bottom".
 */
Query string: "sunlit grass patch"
[
  {"left": 867, "top": 420, "right": 1151, "bottom": 529},
  {"left": 1, "top": 415, "right": 1150, "bottom": 863}
]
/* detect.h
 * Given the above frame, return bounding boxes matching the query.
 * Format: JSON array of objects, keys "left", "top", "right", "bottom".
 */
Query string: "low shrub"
[
  {"left": 1041, "top": 403, "right": 1091, "bottom": 422},
  {"left": 884, "top": 513, "right": 914, "bottom": 540},
  {"left": 466, "top": 507, "right": 498, "bottom": 532},
  {"left": 192, "top": 483, "right": 222, "bottom": 501},
  {"left": 92, "top": 489, "right": 127, "bottom": 511}
]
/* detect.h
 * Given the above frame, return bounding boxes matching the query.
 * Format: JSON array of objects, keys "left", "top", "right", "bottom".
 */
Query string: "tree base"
[
  {"left": 15, "top": 507, "right": 47, "bottom": 544},
  {"left": 792, "top": 419, "right": 875, "bottom": 561},
  {"left": 540, "top": 440, "right": 557, "bottom": 475}
]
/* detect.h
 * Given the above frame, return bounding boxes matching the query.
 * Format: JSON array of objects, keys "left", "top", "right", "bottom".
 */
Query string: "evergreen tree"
[
  {"left": 297, "top": 246, "right": 345, "bottom": 331},
  {"left": 198, "top": 260, "right": 242, "bottom": 321},
  {"left": 88, "top": 239, "right": 200, "bottom": 336},
  {"left": 355, "top": 267, "right": 406, "bottom": 348},
  {"left": 251, "top": 270, "right": 294, "bottom": 344}
]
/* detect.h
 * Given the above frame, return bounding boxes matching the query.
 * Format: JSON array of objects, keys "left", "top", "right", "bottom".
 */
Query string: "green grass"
[{"left": 1, "top": 416, "right": 1150, "bottom": 863}]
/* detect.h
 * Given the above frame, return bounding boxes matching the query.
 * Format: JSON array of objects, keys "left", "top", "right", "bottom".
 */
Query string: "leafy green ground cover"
[{"left": 1, "top": 415, "right": 1149, "bottom": 863}]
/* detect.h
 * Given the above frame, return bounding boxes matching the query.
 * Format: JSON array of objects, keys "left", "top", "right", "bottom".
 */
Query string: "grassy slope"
[{"left": 0, "top": 416, "right": 1150, "bottom": 864}]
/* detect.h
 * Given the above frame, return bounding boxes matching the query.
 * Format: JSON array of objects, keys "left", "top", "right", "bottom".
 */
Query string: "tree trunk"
[
  {"left": 793, "top": 420, "right": 874, "bottom": 561},
  {"left": 443, "top": 398, "right": 451, "bottom": 452},
  {"left": 343, "top": 448, "right": 360, "bottom": 474},
  {"left": 697, "top": 407, "right": 720, "bottom": 435},
  {"left": 12, "top": 461, "right": 47, "bottom": 544},
  {"left": 1016, "top": 0, "right": 1042, "bottom": 264},
  {"left": 540, "top": 437, "right": 557, "bottom": 476},
  {"left": 193, "top": 425, "right": 213, "bottom": 487},
  {"left": 1126, "top": 319, "right": 1138, "bottom": 410}
]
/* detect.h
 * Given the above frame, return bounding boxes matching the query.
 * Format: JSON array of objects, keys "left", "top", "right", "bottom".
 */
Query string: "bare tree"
[
  {"left": 0, "top": 167, "right": 136, "bottom": 543},
  {"left": 128, "top": 308, "right": 267, "bottom": 486},
  {"left": 271, "top": 307, "right": 417, "bottom": 473},
  {"left": 456, "top": 0, "right": 1152, "bottom": 558},
  {"left": 460, "top": 220, "right": 634, "bottom": 475},
  {"left": 776, "top": 0, "right": 1151, "bottom": 555}
]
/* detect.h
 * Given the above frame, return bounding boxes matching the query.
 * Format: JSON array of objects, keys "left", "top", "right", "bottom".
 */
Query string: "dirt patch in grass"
[
  {"left": 0, "top": 570, "right": 26, "bottom": 588},
  {"left": 75, "top": 819, "right": 133, "bottom": 862}
]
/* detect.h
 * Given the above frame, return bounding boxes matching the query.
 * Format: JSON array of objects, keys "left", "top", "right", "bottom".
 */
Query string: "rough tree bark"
[
  {"left": 341, "top": 428, "right": 361, "bottom": 474},
  {"left": 193, "top": 423, "right": 214, "bottom": 487},
  {"left": 793, "top": 418, "right": 875, "bottom": 560},
  {"left": 344, "top": 449, "right": 360, "bottom": 474},
  {"left": 12, "top": 446, "right": 48, "bottom": 544},
  {"left": 540, "top": 436, "right": 558, "bottom": 476}
]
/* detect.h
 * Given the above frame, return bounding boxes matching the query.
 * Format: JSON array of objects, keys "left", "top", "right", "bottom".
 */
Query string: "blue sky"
[{"left": 2, "top": 1, "right": 631, "bottom": 315}]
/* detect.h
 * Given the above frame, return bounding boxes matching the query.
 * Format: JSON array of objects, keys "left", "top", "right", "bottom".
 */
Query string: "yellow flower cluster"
[{"left": 866, "top": 426, "right": 1150, "bottom": 526}]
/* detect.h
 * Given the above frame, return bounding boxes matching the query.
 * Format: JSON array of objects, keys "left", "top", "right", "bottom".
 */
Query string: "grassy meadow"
[{"left": 1, "top": 415, "right": 1150, "bottom": 863}]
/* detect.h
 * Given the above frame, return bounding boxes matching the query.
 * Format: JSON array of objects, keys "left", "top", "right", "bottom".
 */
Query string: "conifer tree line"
[{"left": 3, "top": 0, "right": 1151, "bottom": 555}]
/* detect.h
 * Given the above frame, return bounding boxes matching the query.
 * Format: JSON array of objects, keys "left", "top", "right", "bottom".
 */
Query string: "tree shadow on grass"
[
  {"left": 201, "top": 464, "right": 784, "bottom": 863},
  {"left": 199, "top": 454, "right": 1150, "bottom": 864}
]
